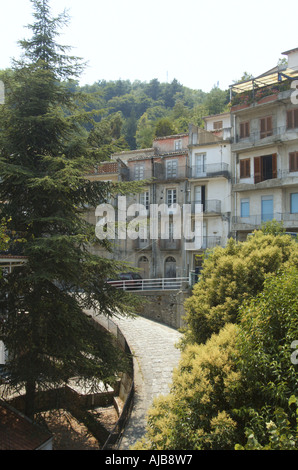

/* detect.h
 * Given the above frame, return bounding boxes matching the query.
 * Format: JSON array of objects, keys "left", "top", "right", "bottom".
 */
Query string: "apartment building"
[
  {"left": 113, "top": 133, "right": 190, "bottom": 279},
  {"left": 230, "top": 48, "right": 298, "bottom": 241},
  {"left": 89, "top": 124, "right": 233, "bottom": 279},
  {"left": 188, "top": 114, "right": 232, "bottom": 272}
]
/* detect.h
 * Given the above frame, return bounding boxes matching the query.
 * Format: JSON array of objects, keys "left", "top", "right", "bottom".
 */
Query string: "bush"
[
  {"left": 183, "top": 229, "right": 298, "bottom": 345},
  {"left": 133, "top": 324, "right": 247, "bottom": 450}
]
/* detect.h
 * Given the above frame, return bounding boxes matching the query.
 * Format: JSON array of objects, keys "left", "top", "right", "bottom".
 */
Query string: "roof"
[
  {"left": 230, "top": 66, "right": 298, "bottom": 94},
  {"left": 0, "top": 401, "right": 52, "bottom": 450}
]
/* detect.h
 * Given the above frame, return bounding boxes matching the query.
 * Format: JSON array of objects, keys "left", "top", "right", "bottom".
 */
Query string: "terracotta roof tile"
[{"left": 0, "top": 402, "right": 52, "bottom": 450}]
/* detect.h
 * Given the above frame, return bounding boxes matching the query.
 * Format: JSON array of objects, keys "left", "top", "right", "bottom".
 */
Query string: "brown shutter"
[
  {"left": 240, "top": 159, "right": 250, "bottom": 178},
  {"left": 294, "top": 109, "right": 298, "bottom": 128},
  {"left": 267, "top": 116, "right": 273, "bottom": 134},
  {"left": 260, "top": 118, "right": 266, "bottom": 138},
  {"left": 287, "top": 110, "right": 293, "bottom": 129},
  {"left": 289, "top": 152, "right": 295, "bottom": 171},
  {"left": 254, "top": 156, "right": 261, "bottom": 183},
  {"left": 240, "top": 159, "right": 245, "bottom": 177},
  {"left": 272, "top": 153, "right": 277, "bottom": 179}
]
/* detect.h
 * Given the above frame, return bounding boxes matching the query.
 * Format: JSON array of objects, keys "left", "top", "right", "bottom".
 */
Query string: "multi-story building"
[
  {"left": 89, "top": 124, "right": 233, "bottom": 280},
  {"left": 230, "top": 47, "right": 298, "bottom": 241},
  {"left": 112, "top": 133, "right": 190, "bottom": 279},
  {"left": 188, "top": 114, "right": 232, "bottom": 273},
  {"left": 87, "top": 47, "right": 298, "bottom": 282}
]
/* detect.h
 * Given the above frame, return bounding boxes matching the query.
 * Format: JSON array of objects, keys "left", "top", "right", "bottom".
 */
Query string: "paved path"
[{"left": 103, "top": 314, "right": 182, "bottom": 450}]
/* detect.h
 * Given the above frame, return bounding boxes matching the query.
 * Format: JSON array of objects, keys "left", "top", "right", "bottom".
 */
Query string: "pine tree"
[{"left": 0, "top": 0, "right": 137, "bottom": 419}]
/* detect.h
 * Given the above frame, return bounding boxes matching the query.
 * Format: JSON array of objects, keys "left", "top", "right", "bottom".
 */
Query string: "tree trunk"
[{"left": 25, "top": 378, "right": 36, "bottom": 420}]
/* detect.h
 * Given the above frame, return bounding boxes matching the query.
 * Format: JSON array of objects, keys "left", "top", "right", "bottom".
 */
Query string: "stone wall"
[{"left": 135, "top": 289, "right": 190, "bottom": 329}]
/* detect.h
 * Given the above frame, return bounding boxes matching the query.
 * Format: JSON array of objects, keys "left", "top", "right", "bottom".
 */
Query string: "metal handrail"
[{"left": 107, "top": 277, "right": 189, "bottom": 291}]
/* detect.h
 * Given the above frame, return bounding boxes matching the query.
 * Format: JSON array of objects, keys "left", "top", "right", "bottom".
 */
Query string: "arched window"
[
  {"left": 138, "top": 256, "right": 149, "bottom": 278},
  {"left": 165, "top": 256, "right": 176, "bottom": 278}
]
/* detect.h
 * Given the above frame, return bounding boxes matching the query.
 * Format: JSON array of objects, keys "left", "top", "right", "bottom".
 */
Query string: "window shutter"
[
  {"left": 272, "top": 153, "right": 277, "bottom": 179},
  {"left": 287, "top": 110, "right": 293, "bottom": 129},
  {"left": 254, "top": 156, "right": 261, "bottom": 183},
  {"left": 289, "top": 152, "right": 298, "bottom": 172},
  {"left": 294, "top": 109, "right": 298, "bottom": 128},
  {"left": 240, "top": 158, "right": 250, "bottom": 178},
  {"left": 260, "top": 116, "right": 272, "bottom": 138}
]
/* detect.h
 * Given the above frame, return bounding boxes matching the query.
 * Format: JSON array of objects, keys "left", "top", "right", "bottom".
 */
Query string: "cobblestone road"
[{"left": 111, "top": 315, "right": 182, "bottom": 450}]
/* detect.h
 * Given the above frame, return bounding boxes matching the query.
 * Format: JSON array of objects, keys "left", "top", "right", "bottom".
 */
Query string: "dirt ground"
[{"left": 37, "top": 406, "right": 119, "bottom": 450}]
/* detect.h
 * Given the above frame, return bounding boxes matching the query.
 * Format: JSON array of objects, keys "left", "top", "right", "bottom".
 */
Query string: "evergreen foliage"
[{"left": 0, "top": 0, "right": 139, "bottom": 419}]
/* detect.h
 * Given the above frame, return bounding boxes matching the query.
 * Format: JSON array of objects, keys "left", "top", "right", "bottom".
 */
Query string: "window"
[
  {"left": 140, "top": 191, "right": 149, "bottom": 210},
  {"left": 240, "top": 158, "right": 250, "bottom": 178},
  {"left": 261, "top": 196, "right": 273, "bottom": 222},
  {"left": 166, "top": 160, "right": 178, "bottom": 179},
  {"left": 287, "top": 109, "right": 298, "bottom": 129},
  {"left": 166, "top": 189, "right": 177, "bottom": 206},
  {"left": 289, "top": 152, "right": 298, "bottom": 172},
  {"left": 174, "top": 139, "right": 182, "bottom": 151},
  {"left": 134, "top": 164, "right": 144, "bottom": 180},
  {"left": 213, "top": 121, "right": 223, "bottom": 130},
  {"left": 254, "top": 154, "right": 277, "bottom": 183},
  {"left": 291, "top": 193, "right": 298, "bottom": 214},
  {"left": 194, "top": 185, "right": 205, "bottom": 211},
  {"left": 240, "top": 198, "right": 250, "bottom": 218},
  {"left": 240, "top": 121, "right": 250, "bottom": 138},
  {"left": 260, "top": 116, "right": 273, "bottom": 139},
  {"left": 195, "top": 153, "right": 206, "bottom": 176}
]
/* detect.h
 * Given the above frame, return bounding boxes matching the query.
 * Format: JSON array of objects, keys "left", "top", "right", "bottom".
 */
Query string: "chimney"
[{"left": 282, "top": 47, "right": 298, "bottom": 71}]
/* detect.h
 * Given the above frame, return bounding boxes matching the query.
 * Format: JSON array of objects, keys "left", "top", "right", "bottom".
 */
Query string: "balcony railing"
[
  {"left": 190, "top": 163, "right": 230, "bottom": 179},
  {"left": 192, "top": 200, "right": 222, "bottom": 214},
  {"left": 122, "top": 163, "right": 191, "bottom": 182},
  {"left": 159, "top": 239, "right": 181, "bottom": 251},
  {"left": 132, "top": 239, "right": 152, "bottom": 251},
  {"left": 233, "top": 212, "right": 298, "bottom": 228},
  {"left": 233, "top": 169, "right": 298, "bottom": 186},
  {"left": 233, "top": 125, "right": 298, "bottom": 147},
  {"left": 185, "top": 236, "right": 222, "bottom": 250}
]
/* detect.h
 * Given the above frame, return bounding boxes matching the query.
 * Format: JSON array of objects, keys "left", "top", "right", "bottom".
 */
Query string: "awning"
[{"left": 230, "top": 67, "right": 298, "bottom": 94}]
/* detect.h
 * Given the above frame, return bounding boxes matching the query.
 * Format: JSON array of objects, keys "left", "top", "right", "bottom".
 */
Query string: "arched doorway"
[
  {"left": 165, "top": 256, "right": 176, "bottom": 278},
  {"left": 138, "top": 256, "right": 149, "bottom": 279}
]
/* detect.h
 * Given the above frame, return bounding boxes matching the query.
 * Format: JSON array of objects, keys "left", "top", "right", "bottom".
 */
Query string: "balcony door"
[
  {"left": 254, "top": 154, "right": 277, "bottom": 183},
  {"left": 195, "top": 154, "right": 206, "bottom": 177},
  {"left": 261, "top": 196, "right": 273, "bottom": 222}
]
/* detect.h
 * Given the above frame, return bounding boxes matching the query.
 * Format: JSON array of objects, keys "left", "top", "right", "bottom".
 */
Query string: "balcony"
[
  {"left": 185, "top": 236, "right": 222, "bottom": 251},
  {"left": 232, "top": 125, "right": 298, "bottom": 152},
  {"left": 153, "top": 162, "right": 190, "bottom": 181},
  {"left": 190, "top": 163, "right": 230, "bottom": 180},
  {"left": 133, "top": 239, "right": 152, "bottom": 251},
  {"left": 159, "top": 239, "right": 181, "bottom": 251},
  {"left": 233, "top": 169, "right": 298, "bottom": 189},
  {"left": 122, "top": 163, "right": 190, "bottom": 182},
  {"left": 233, "top": 212, "right": 298, "bottom": 230},
  {"left": 191, "top": 200, "right": 222, "bottom": 215}
]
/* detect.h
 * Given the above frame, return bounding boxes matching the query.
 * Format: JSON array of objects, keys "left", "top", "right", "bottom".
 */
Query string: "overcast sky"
[{"left": 1, "top": 0, "right": 298, "bottom": 92}]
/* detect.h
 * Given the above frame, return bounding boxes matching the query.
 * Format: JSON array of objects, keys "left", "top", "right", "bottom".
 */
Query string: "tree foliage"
[
  {"left": 134, "top": 265, "right": 298, "bottom": 450},
  {"left": 183, "top": 227, "right": 298, "bottom": 345},
  {"left": 0, "top": 0, "right": 138, "bottom": 419}
]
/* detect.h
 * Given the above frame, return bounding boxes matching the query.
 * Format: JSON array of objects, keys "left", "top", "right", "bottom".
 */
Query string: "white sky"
[{"left": 1, "top": 0, "right": 298, "bottom": 92}]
